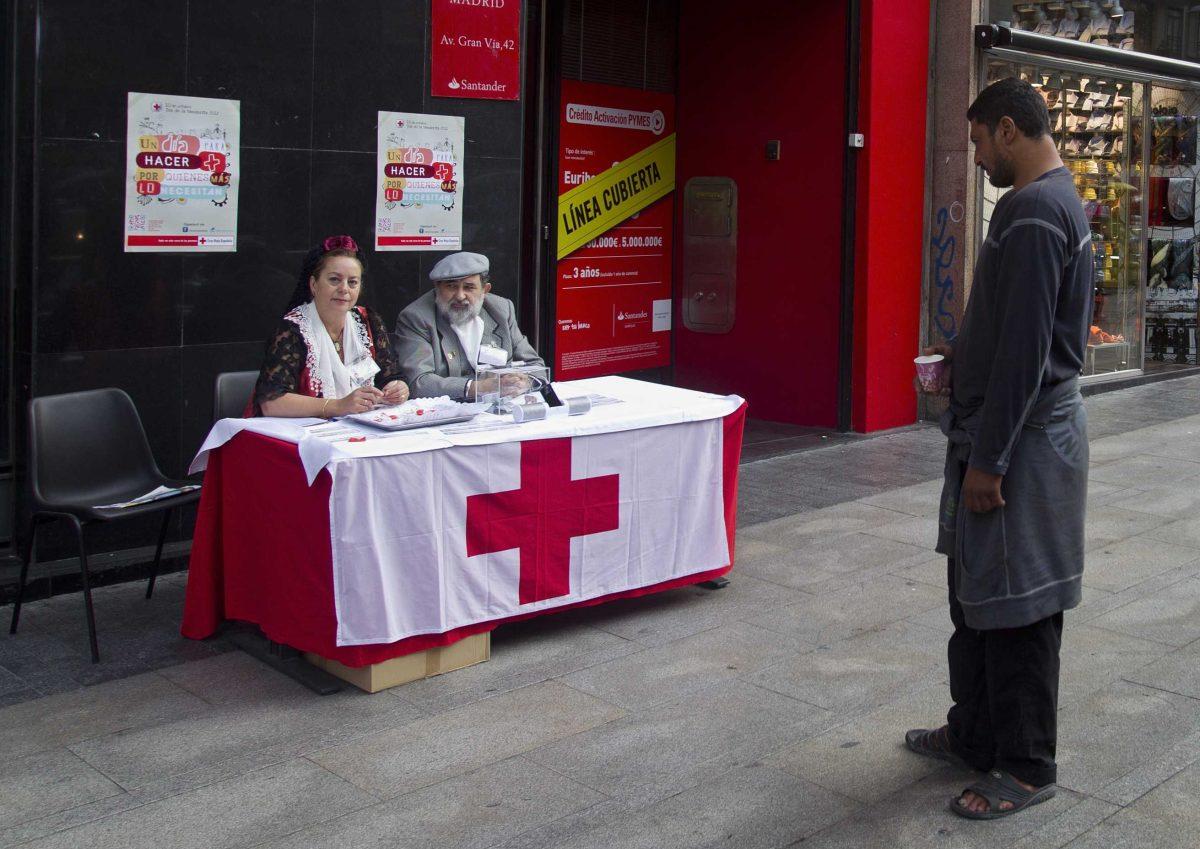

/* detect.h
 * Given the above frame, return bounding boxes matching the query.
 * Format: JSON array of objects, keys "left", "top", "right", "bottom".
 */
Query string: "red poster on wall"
[
  {"left": 431, "top": 0, "right": 521, "bottom": 101},
  {"left": 556, "top": 81, "right": 675, "bottom": 380}
]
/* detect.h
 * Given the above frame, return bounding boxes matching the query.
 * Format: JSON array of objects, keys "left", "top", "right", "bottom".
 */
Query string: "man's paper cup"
[{"left": 914, "top": 354, "right": 947, "bottom": 393}]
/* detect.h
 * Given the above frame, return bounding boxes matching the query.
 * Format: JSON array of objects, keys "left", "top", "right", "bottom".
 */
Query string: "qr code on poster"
[
  {"left": 377, "top": 218, "right": 391, "bottom": 231},
  {"left": 127, "top": 214, "right": 147, "bottom": 231}
]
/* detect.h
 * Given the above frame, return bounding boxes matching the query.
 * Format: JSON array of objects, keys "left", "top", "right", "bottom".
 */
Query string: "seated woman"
[{"left": 252, "top": 235, "right": 409, "bottom": 417}]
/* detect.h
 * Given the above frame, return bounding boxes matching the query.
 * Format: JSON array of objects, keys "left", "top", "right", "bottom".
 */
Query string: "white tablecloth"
[{"left": 190, "top": 376, "right": 744, "bottom": 484}]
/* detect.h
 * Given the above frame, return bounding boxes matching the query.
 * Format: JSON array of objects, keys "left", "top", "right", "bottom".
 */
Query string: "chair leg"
[
  {"left": 8, "top": 515, "right": 40, "bottom": 635},
  {"left": 69, "top": 517, "right": 100, "bottom": 663},
  {"left": 146, "top": 508, "right": 173, "bottom": 600}
]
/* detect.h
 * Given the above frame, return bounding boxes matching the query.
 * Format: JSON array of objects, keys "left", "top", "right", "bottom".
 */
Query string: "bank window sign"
[{"left": 431, "top": 0, "right": 521, "bottom": 101}]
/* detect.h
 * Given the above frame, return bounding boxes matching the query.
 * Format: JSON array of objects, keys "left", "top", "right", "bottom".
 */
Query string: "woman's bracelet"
[{"left": 321, "top": 398, "right": 331, "bottom": 418}]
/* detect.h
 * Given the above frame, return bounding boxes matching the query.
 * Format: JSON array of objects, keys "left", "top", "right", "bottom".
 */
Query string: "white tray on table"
[{"left": 345, "top": 401, "right": 490, "bottom": 432}]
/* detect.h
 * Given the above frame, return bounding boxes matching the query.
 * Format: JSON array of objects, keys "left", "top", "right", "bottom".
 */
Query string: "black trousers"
[{"left": 945, "top": 558, "right": 1064, "bottom": 788}]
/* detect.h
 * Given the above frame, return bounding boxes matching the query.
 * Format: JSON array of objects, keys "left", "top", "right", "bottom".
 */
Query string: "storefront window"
[
  {"left": 986, "top": 3, "right": 1200, "bottom": 60},
  {"left": 1145, "top": 83, "right": 1200, "bottom": 369},
  {"left": 981, "top": 59, "right": 1146, "bottom": 378}
]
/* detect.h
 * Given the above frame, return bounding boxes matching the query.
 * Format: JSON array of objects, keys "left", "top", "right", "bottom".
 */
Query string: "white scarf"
[{"left": 298, "top": 300, "right": 374, "bottom": 399}]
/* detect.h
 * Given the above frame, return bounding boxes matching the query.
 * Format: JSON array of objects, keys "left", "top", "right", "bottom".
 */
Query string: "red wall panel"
[
  {"left": 674, "top": 0, "right": 847, "bottom": 427},
  {"left": 852, "top": 1, "right": 931, "bottom": 432}
]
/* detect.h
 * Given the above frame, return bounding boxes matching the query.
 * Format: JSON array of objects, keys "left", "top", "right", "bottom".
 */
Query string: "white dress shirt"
[{"left": 451, "top": 315, "right": 485, "bottom": 366}]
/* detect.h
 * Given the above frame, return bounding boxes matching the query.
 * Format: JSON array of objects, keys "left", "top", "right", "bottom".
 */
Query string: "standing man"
[{"left": 906, "top": 78, "right": 1092, "bottom": 820}]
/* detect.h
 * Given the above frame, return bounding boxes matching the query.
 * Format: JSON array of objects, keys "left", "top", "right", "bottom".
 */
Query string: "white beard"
[{"left": 437, "top": 297, "right": 484, "bottom": 327}]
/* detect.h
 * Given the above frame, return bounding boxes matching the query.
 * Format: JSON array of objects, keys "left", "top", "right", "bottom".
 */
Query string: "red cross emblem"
[{"left": 466, "top": 439, "right": 619, "bottom": 605}]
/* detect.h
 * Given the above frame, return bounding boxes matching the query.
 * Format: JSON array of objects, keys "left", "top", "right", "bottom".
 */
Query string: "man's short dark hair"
[{"left": 967, "top": 77, "right": 1052, "bottom": 138}]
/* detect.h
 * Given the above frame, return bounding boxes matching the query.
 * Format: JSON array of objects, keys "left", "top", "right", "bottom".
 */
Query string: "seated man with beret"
[{"left": 393, "top": 251, "right": 545, "bottom": 399}]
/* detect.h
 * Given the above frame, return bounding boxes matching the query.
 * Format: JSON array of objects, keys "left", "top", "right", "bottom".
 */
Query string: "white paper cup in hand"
[{"left": 914, "top": 354, "right": 947, "bottom": 393}]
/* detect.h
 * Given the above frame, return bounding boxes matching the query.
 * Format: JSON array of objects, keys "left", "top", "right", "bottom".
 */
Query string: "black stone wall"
[{"left": 10, "top": 0, "right": 532, "bottom": 559}]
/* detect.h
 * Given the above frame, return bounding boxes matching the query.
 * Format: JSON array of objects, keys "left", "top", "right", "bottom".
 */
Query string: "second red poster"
[{"left": 555, "top": 80, "right": 675, "bottom": 380}]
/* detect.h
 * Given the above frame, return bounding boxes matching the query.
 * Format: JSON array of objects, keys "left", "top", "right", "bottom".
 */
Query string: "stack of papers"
[{"left": 95, "top": 484, "right": 201, "bottom": 510}]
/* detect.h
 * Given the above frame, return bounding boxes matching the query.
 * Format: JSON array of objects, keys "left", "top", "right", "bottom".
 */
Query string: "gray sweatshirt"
[{"left": 951, "top": 167, "right": 1093, "bottom": 474}]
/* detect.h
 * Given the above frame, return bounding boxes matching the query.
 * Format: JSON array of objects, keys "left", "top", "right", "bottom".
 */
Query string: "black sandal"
[
  {"left": 904, "top": 726, "right": 967, "bottom": 768},
  {"left": 949, "top": 769, "right": 1056, "bottom": 820}
]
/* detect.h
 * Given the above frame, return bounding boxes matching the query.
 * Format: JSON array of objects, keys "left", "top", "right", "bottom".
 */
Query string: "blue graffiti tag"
[{"left": 931, "top": 206, "right": 959, "bottom": 340}]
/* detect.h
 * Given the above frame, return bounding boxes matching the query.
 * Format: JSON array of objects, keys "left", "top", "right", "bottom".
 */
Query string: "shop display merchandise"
[
  {"left": 983, "top": 13, "right": 1200, "bottom": 379},
  {"left": 1037, "top": 70, "right": 1139, "bottom": 375},
  {"left": 1014, "top": 2, "right": 1135, "bottom": 51}
]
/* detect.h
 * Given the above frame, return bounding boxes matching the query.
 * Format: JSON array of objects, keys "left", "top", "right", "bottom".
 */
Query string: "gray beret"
[{"left": 429, "top": 251, "right": 489, "bottom": 282}]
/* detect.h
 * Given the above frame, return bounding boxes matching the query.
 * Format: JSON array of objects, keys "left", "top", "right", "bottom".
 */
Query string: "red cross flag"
[{"left": 327, "top": 418, "right": 732, "bottom": 646}]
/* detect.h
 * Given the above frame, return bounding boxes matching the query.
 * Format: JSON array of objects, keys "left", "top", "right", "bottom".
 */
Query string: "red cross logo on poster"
[{"left": 466, "top": 438, "right": 619, "bottom": 604}]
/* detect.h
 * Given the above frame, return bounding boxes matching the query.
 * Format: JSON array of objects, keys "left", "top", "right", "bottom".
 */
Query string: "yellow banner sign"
[{"left": 557, "top": 133, "right": 676, "bottom": 259}]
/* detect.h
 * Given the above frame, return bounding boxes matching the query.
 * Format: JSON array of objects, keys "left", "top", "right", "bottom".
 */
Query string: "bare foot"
[{"left": 955, "top": 775, "right": 1038, "bottom": 814}]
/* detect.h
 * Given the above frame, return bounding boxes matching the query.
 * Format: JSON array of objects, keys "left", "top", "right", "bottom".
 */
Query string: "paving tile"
[
  {"left": 308, "top": 681, "right": 625, "bottom": 799},
  {"left": 1125, "top": 640, "right": 1200, "bottom": 699},
  {"left": 1055, "top": 682, "right": 1200, "bottom": 797},
  {"left": 0, "top": 748, "right": 123, "bottom": 828},
  {"left": 904, "top": 601, "right": 955, "bottom": 635},
  {"left": 861, "top": 514, "right": 941, "bottom": 551},
  {"left": 1087, "top": 432, "right": 1157, "bottom": 466},
  {"left": 732, "top": 533, "right": 931, "bottom": 592},
  {"left": 858, "top": 480, "right": 944, "bottom": 517},
  {"left": 69, "top": 682, "right": 421, "bottom": 789},
  {"left": 0, "top": 687, "right": 45, "bottom": 708},
  {"left": 1145, "top": 515, "right": 1200, "bottom": 549},
  {"left": 1089, "top": 453, "right": 1200, "bottom": 488},
  {"left": 743, "top": 621, "right": 947, "bottom": 715},
  {"left": 888, "top": 553, "right": 947, "bottom": 588},
  {"left": 1058, "top": 624, "right": 1173, "bottom": 708},
  {"left": 250, "top": 757, "right": 605, "bottom": 849},
  {"left": 1123, "top": 758, "right": 1200, "bottom": 840},
  {"left": 738, "top": 501, "right": 910, "bottom": 544},
  {"left": 1087, "top": 480, "right": 1140, "bottom": 507},
  {"left": 1088, "top": 728, "right": 1200, "bottom": 807},
  {"left": 1085, "top": 578, "right": 1200, "bottom": 647},
  {"left": 1080, "top": 536, "right": 1200, "bottom": 593},
  {"left": 1008, "top": 797, "right": 1122, "bottom": 849},
  {"left": 798, "top": 765, "right": 1086, "bottom": 849},
  {"left": 1063, "top": 807, "right": 1195, "bottom": 849},
  {"left": 395, "top": 617, "right": 641, "bottom": 712},
  {"left": 561, "top": 620, "right": 809, "bottom": 712},
  {"left": 514, "top": 763, "right": 859, "bottom": 849},
  {"left": 1072, "top": 565, "right": 1199, "bottom": 623},
  {"left": 12, "top": 758, "right": 373, "bottom": 849},
  {"left": 526, "top": 678, "right": 833, "bottom": 798},
  {"left": 559, "top": 573, "right": 811, "bottom": 650},
  {"left": 1121, "top": 480, "right": 1200, "bottom": 519},
  {"left": 0, "top": 672, "right": 209, "bottom": 760},
  {"left": 768, "top": 683, "right": 954, "bottom": 803},
  {"left": 1084, "top": 505, "right": 1172, "bottom": 551},
  {"left": 750, "top": 575, "right": 945, "bottom": 649}
]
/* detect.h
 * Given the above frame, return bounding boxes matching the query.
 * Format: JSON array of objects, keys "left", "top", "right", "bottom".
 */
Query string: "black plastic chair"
[
  {"left": 213, "top": 370, "right": 258, "bottom": 421},
  {"left": 8, "top": 388, "right": 202, "bottom": 662}
]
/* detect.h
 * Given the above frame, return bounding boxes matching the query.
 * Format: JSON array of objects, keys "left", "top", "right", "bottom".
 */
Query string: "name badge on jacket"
[
  {"left": 347, "top": 355, "right": 381, "bottom": 387},
  {"left": 478, "top": 343, "right": 508, "bottom": 367}
]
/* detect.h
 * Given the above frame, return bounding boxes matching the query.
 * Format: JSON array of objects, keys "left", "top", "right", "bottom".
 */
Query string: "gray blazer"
[{"left": 393, "top": 290, "right": 544, "bottom": 399}]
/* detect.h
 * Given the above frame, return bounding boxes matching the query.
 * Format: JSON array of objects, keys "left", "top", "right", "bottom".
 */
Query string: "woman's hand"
[
  {"left": 381, "top": 380, "right": 409, "bottom": 406},
  {"left": 332, "top": 386, "right": 383, "bottom": 416}
]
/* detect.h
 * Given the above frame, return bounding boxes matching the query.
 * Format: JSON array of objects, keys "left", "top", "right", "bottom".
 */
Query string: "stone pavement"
[{"left": 2, "top": 376, "right": 1200, "bottom": 848}]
